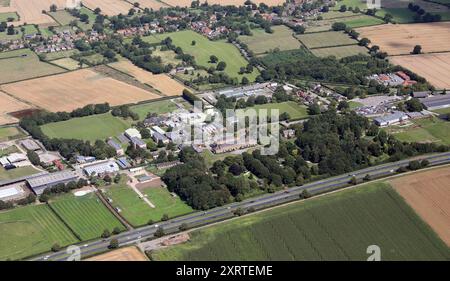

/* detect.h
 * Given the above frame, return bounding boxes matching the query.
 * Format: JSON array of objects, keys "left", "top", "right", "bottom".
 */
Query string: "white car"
[
  {"left": 154, "top": 224, "right": 159, "bottom": 228},
  {"left": 43, "top": 255, "right": 50, "bottom": 260}
]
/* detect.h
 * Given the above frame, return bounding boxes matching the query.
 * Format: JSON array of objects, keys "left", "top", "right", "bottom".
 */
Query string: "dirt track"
[{"left": 390, "top": 167, "right": 450, "bottom": 247}]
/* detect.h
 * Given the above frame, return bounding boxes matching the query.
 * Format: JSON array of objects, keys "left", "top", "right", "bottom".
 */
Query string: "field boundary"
[
  {"left": 96, "top": 190, "right": 133, "bottom": 230},
  {"left": 47, "top": 202, "right": 83, "bottom": 242}
]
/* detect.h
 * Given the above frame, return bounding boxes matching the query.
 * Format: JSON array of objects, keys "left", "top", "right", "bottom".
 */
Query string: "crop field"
[
  {"left": 391, "top": 167, "right": 450, "bottom": 247},
  {"left": 0, "top": 91, "right": 30, "bottom": 125},
  {"left": 356, "top": 22, "right": 450, "bottom": 55},
  {"left": 389, "top": 53, "right": 450, "bottom": 90},
  {"left": 82, "top": 0, "right": 133, "bottom": 16},
  {"left": 109, "top": 59, "right": 186, "bottom": 96},
  {"left": 386, "top": 117, "right": 450, "bottom": 145},
  {"left": 152, "top": 182, "right": 450, "bottom": 261},
  {"left": 86, "top": 246, "right": 148, "bottom": 261},
  {"left": 50, "top": 193, "right": 125, "bottom": 241},
  {"left": 132, "top": 0, "right": 168, "bottom": 10},
  {"left": 251, "top": 101, "right": 309, "bottom": 120},
  {"left": 152, "top": 30, "right": 259, "bottom": 81},
  {"left": 41, "top": 113, "right": 131, "bottom": 143},
  {"left": 130, "top": 99, "right": 177, "bottom": 120},
  {"left": 0, "top": 49, "right": 66, "bottom": 85},
  {"left": 2, "top": 69, "right": 161, "bottom": 112},
  {"left": 50, "top": 58, "right": 82, "bottom": 70},
  {"left": 0, "top": 204, "right": 78, "bottom": 261},
  {"left": 296, "top": 31, "right": 358, "bottom": 49},
  {"left": 8, "top": 0, "right": 68, "bottom": 26},
  {"left": 239, "top": 25, "right": 301, "bottom": 55},
  {"left": 0, "top": 165, "right": 40, "bottom": 181},
  {"left": 311, "top": 45, "right": 368, "bottom": 59}
]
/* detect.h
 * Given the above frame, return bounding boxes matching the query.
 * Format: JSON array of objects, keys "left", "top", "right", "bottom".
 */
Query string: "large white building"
[
  {"left": 83, "top": 161, "right": 120, "bottom": 176},
  {"left": 125, "top": 128, "right": 142, "bottom": 140}
]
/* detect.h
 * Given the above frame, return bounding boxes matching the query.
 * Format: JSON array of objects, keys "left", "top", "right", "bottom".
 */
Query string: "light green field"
[
  {"left": 77, "top": 7, "right": 97, "bottom": 31},
  {"left": 388, "top": 117, "right": 450, "bottom": 145},
  {"left": 311, "top": 45, "right": 368, "bottom": 59},
  {"left": 252, "top": 101, "right": 309, "bottom": 120},
  {"left": 0, "top": 12, "right": 18, "bottom": 22},
  {"left": 152, "top": 47, "right": 182, "bottom": 66},
  {"left": 105, "top": 183, "right": 193, "bottom": 226},
  {"left": 22, "top": 25, "right": 38, "bottom": 36},
  {"left": 48, "top": 10, "right": 77, "bottom": 26},
  {"left": 38, "top": 27, "right": 54, "bottom": 38},
  {"left": 0, "top": 27, "right": 21, "bottom": 41},
  {"left": 433, "top": 107, "right": 450, "bottom": 115},
  {"left": 151, "top": 30, "right": 259, "bottom": 81},
  {"left": 81, "top": 53, "right": 105, "bottom": 65},
  {"left": 50, "top": 193, "right": 125, "bottom": 241},
  {"left": 296, "top": 31, "right": 358, "bottom": 49},
  {"left": 0, "top": 49, "right": 66, "bottom": 84},
  {"left": 0, "top": 166, "right": 40, "bottom": 181},
  {"left": 0, "top": 204, "right": 78, "bottom": 260},
  {"left": 318, "top": 10, "right": 359, "bottom": 19},
  {"left": 41, "top": 113, "right": 131, "bottom": 143},
  {"left": 0, "top": 0, "right": 10, "bottom": 7},
  {"left": 130, "top": 99, "right": 178, "bottom": 120},
  {"left": 348, "top": 101, "right": 364, "bottom": 109},
  {"left": 239, "top": 25, "right": 301, "bottom": 55},
  {"left": 0, "top": 144, "right": 19, "bottom": 157},
  {"left": 0, "top": 126, "right": 23, "bottom": 141},
  {"left": 50, "top": 57, "right": 82, "bottom": 70},
  {"left": 343, "top": 16, "right": 385, "bottom": 27},
  {"left": 306, "top": 15, "right": 383, "bottom": 33},
  {"left": 152, "top": 182, "right": 450, "bottom": 261},
  {"left": 44, "top": 49, "right": 79, "bottom": 61}
]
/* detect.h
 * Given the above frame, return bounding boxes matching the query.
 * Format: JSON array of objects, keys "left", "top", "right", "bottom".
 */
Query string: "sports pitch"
[
  {"left": 152, "top": 182, "right": 450, "bottom": 261},
  {"left": 41, "top": 113, "right": 131, "bottom": 143}
]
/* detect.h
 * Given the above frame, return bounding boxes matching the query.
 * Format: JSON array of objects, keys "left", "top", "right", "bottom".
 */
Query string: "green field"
[
  {"left": 252, "top": 101, "right": 309, "bottom": 120},
  {"left": 41, "top": 113, "right": 131, "bottom": 143},
  {"left": 388, "top": 117, "right": 450, "bottom": 145},
  {"left": 152, "top": 47, "right": 182, "bottom": 66},
  {"left": 0, "top": 166, "right": 40, "bottom": 181},
  {"left": 130, "top": 99, "right": 178, "bottom": 120},
  {"left": 306, "top": 15, "right": 383, "bottom": 33},
  {"left": 0, "top": 126, "right": 24, "bottom": 141},
  {"left": 105, "top": 184, "right": 193, "bottom": 227},
  {"left": 296, "top": 31, "right": 358, "bottom": 49},
  {"left": 433, "top": 107, "right": 450, "bottom": 115},
  {"left": 48, "top": 10, "right": 77, "bottom": 26},
  {"left": 311, "top": 45, "right": 368, "bottom": 59},
  {"left": 239, "top": 25, "right": 301, "bottom": 55},
  {"left": 44, "top": 49, "right": 79, "bottom": 61},
  {"left": 152, "top": 182, "right": 450, "bottom": 261},
  {"left": 0, "top": 49, "right": 66, "bottom": 84},
  {"left": 0, "top": 12, "right": 18, "bottom": 22},
  {"left": 149, "top": 30, "right": 259, "bottom": 81},
  {"left": 0, "top": 204, "right": 78, "bottom": 260},
  {"left": 50, "top": 193, "right": 125, "bottom": 241},
  {"left": 50, "top": 57, "right": 82, "bottom": 70}
]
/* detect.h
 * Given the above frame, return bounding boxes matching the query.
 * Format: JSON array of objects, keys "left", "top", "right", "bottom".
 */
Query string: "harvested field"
[
  {"left": 356, "top": 22, "right": 450, "bottom": 55},
  {"left": 8, "top": 0, "right": 68, "bottom": 26},
  {"left": 109, "top": 59, "right": 186, "bottom": 96},
  {"left": 132, "top": 0, "right": 169, "bottom": 10},
  {"left": 1, "top": 69, "right": 161, "bottom": 112},
  {"left": 0, "top": 91, "right": 31, "bottom": 125},
  {"left": 391, "top": 167, "right": 450, "bottom": 247},
  {"left": 161, "top": 0, "right": 285, "bottom": 6},
  {"left": 86, "top": 246, "right": 147, "bottom": 261},
  {"left": 389, "top": 53, "right": 450, "bottom": 90},
  {"left": 82, "top": 0, "right": 133, "bottom": 16}
]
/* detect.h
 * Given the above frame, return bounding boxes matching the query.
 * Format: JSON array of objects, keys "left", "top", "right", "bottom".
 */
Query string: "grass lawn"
[
  {"left": 342, "top": 15, "right": 385, "bottom": 27},
  {"left": 0, "top": 166, "right": 40, "bottom": 181},
  {"left": 130, "top": 99, "right": 178, "bottom": 120},
  {"left": 38, "top": 27, "right": 55, "bottom": 38},
  {"left": 152, "top": 182, "right": 450, "bottom": 261},
  {"left": 0, "top": 126, "right": 24, "bottom": 141},
  {"left": 81, "top": 53, "right": 106, "bottom": 65},
  {"left": 44, "top": 49, "right": 79, "bottom": 61},
  {"left": 239, "top": 25, "right": 301, "bottom": 55},
  {"left": 0, "top": 12, "right": 18, "bottom": 22},
  {"left": 433, "top": 107, "right": 450, "bottom": 115},
  {"left": 0, "top": 145, "right": 19, "bottom": 157},
  {"left": 375, "top": 8, "right": 417, "bottom": 24},
  {"left": 143, "top": 187, "right": 194, "bottom": 221},
  {"left": 0, "top": 49, "right": 66, "bottom": 84},
  {"left": 252, "top": 101, "right": 309, "bottom": 120},
  {"left": 388, "top": 117, "right": 450, "bottom": 145},
  {"left": 41, "top": 113, "right": 131, "bottom": 143},
  {"left": 0, "top": 204, "right": 78, "bottom": 260},
  {"left": 311, "top": 45, "right": 368, "bottom": 59},
  {"left": 348, "top": 101, "right": 364, "bottom": 109},
  {"left": 48, "top": 10, "right": 77, "bottom": 26},
  {"left": 50, "top": 57, "right": 82, "bottom": 70},
  {"left": 296, "top": 31, "right": 358, "bottom": 49},
  {"left": 49, "top": 193, "right": 125, "bottom": 241},
  {"left": 151, "top": 30, "right": 259, "bottom": 81},
  {"left": 22, "top": 25, "right": 39, "bottom": 36},
  {"left": 152, "top": 47, "right": 182, "bottom": 66}
]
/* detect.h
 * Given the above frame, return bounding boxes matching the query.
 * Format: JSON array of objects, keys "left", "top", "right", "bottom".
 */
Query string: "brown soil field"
[
  {"left": 390, "top": 167, "right": 450, "bottom": 247},
  {"left": 1, "top": 69, "right": 161, "bottom": 112},
  {"left": 86, "top": 246, "right": 148, "bottom": 261},
  {"left": 356, "top": 22, "right": 450, "bottom": 55},
  {"left": 82, "top": 0, "right": 133, "bottom": 16},
  {"left": 109, "top": 60, "right": 186, "bottom": 96},
  {"left": 134, "top": 0, "right": 169, "bottom": 10},
  {"left": 390, "top": 53, "right": 450, "bottom": 90},
  {"left": 8, "top": 0, "right": 68, "bottom": 26},
  {"left": 0, "top": 91, "right": 31, "bottom": 125},
  {"left": 161, "top": 0, "right": 285, "bottom": 7}
]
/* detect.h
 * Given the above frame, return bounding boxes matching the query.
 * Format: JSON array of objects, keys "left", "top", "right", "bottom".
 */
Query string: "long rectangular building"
[
  {"left": 420, "top": 95, "right": 450, "bottom": 110},
  {"left": 27, "top": 171, "right": 79, "bottom": 195}
]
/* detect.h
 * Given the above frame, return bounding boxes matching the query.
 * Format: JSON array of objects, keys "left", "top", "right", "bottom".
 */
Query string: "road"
[{"left": 29, "top": 152, "right": 450, "bottom": 261}]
